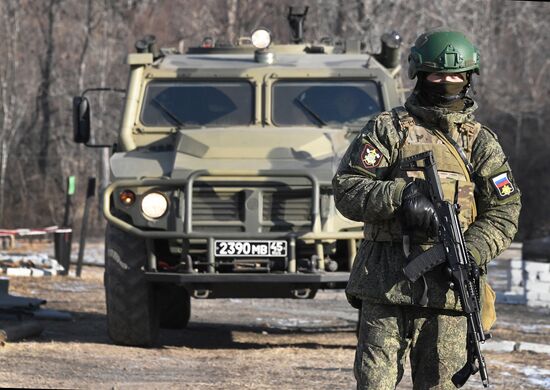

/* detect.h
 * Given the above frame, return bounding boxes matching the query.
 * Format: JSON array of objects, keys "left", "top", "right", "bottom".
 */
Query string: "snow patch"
[
  {"left": 51, "top": 282, "right": 97, "bottom": 292},
  {"left": 523, "top": 366, "right": 550, "bottom": 389},
  {"left": 497, "top": 320, "right": 550, "bottom": 333},
  {"left": 275, "top": 318, "right": 323, "bottom": 328},
  {"left": 255, "top": 317, "right": 325, "bottom": 328}
]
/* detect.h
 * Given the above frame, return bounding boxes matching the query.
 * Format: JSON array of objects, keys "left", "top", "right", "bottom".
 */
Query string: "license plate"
[{"left": 214, "top": 240, "right": 287, "bottom": 257}]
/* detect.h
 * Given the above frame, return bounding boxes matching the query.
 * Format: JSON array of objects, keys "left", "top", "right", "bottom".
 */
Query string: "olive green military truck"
[{"left": 73, "top": 10, "right": 404, "bottom": 346}]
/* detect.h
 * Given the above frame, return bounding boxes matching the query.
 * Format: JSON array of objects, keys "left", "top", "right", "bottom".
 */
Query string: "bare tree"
[
  {"left": 0, "top": 0, "right": 547, "bottom": 238},
  {"left": 0, "top": 2, "right": 32, "bottom": 223},
  {"left": 35, "top": 0, "right": 62, "bottom": 175}
]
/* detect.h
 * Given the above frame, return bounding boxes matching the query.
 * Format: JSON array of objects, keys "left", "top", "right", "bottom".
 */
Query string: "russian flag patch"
[{"left": 490, "top": 172, "right": 515, "bottom": 199}]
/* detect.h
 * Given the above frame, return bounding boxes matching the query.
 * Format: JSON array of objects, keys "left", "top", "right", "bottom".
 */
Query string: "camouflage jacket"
[{"left": 333, "top": 93, "right": 521, "bottom": 310}]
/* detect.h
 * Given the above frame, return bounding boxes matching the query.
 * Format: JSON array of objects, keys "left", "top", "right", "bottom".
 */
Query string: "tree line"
[{"left": 0, "top": 0, "right": 548, "bottom": 239}]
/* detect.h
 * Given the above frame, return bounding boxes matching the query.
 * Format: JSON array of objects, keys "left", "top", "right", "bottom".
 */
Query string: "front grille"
[
  {"left": 262, "top": 189, "right": 312, "bottom": 231},
  {"left": 192, "top": 189, "right": 242, "bottom": 221},
  {"left": 190, "top": 185, "right": 313, "bottom": 233}
]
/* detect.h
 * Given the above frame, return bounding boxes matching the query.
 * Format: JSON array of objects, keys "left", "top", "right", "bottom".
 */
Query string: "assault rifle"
[{"left": 400, "top": 151, "right": 489, "bottom": 388}]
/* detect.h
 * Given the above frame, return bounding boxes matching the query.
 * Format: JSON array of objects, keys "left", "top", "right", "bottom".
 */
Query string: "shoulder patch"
[
  {"left": 490, "top": 172, "right": 516, "bottom": 199},
  {"left": 360, "top": 143, "right": 382, "bottom": 168}
]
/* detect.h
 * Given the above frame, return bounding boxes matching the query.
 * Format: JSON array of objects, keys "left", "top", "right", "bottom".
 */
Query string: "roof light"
[{"left": 251, "top": 28, "right": 272, "bottom": 50}]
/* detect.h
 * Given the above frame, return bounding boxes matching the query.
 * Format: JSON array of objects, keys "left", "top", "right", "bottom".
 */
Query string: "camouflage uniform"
[{"left": 333, "top": 93, "right": 521, "bottom": 389}]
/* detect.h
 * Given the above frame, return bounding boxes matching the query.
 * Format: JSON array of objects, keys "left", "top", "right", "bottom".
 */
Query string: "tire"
[
  {"left": 356, "top": 307, "right": 362, "bottom": 339},
  {"left": 158, "top": 285, "right": 191, "bottom": 329},
  {"left": 104, "top": 224, "right": 159, "bottom": 346}
]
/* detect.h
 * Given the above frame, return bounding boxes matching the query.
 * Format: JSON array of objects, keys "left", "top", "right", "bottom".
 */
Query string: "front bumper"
[
  {"left": 104, "top": 169, "right": 363, "bottom": 273},
  {"left": 145, "top": 271, "right": 349, "bottom": 285},
  {"left": 145, "top": 271, "right": 350, "bottom": 298}
]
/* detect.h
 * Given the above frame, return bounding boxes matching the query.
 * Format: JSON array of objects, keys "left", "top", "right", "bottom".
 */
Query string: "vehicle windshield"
[
  {"left": 141, "top": 81, "right": 254, "bottom": 127},
  {"left": 272, "top": 80, "right": 382, "bottom": 128}
]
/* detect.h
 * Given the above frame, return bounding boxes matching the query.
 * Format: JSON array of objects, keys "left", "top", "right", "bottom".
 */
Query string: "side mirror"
[
  {"left": 72, "top": 87, "right": 125, "bottom": 148},
  {"left": 73, "top": 96, "right": 90, "bottom": 144}
]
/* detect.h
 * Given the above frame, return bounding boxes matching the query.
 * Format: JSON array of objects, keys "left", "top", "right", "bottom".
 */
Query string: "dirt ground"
[{"left": 0, "top": 263, "right": 549, "bottom": 390}]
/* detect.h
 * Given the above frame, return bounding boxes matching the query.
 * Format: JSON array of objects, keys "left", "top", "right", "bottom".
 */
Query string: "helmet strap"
[{"left": 468, "top": 72, "right": 476, "bottom": 96}]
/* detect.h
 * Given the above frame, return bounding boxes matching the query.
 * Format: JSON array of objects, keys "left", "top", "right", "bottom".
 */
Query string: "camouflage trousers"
[{"left": 354, "top": 301, "right": 467, "bottom": 390}]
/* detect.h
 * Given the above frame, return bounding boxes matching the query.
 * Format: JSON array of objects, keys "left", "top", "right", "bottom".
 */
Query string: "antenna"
[{"left": 287, "top": 6, "right": 309, "bottom": 44}]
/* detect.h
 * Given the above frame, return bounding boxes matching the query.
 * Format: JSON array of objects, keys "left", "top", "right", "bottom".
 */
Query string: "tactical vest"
[{"left": 363, "top": 107, "right": 482, "bottom": 243}]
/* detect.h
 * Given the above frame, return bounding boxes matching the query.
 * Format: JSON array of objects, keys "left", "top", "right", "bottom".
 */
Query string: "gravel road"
[{"left": 0, "top": 265, "right": 549, "bottom": 389}]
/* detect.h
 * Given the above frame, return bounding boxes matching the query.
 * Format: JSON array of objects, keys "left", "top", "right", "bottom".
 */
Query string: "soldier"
[{"left": 333, "top": 30, "right": 521, "bottom": 389}]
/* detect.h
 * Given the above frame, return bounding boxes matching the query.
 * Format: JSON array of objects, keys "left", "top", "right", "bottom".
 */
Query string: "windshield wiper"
[
  {"left": 294, "top": 97, "right": 326, "bottom": 127},
  {"left": 152, "top": 97, "right": 185, "bottom": 127}
]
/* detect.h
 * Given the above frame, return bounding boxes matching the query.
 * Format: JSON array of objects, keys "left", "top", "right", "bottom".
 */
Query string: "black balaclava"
[{"left": 416, "top": 72, "right": 471, "bottom": 112}]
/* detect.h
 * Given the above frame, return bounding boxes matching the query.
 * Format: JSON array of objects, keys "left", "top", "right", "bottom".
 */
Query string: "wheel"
[
  {"left": 356, "top": 307, "right": 361, "bottom": 338},
  {"left": 104, "top": 224, "right": 159, "bottom": 346},
  {"left": 158, "top": 285, "right": 191, "bottom": 329}
]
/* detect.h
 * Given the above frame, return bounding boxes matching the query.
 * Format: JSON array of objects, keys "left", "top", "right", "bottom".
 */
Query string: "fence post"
[{"left": 76, "top": 177, "right": 96, "bottom": 277}]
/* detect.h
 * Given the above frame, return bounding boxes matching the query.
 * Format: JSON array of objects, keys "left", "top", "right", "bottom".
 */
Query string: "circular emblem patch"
[{"left": 360, "top": 143, "right": 382, "bottom": 168}]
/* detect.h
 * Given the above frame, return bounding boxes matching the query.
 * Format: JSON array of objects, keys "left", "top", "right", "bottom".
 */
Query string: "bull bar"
[{"left": 103, "top": 169, "right": 362, "bottom": 279}]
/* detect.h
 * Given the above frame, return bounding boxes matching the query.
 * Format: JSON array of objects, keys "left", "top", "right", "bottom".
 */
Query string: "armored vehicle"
[{"left": 73, "top": 10, "right": 404, "bottom": 346}]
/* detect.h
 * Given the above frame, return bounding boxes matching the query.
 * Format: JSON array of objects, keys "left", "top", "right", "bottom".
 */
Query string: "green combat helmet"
[{"left": 408, "top": 30, "right": 480, "bottom": 79}]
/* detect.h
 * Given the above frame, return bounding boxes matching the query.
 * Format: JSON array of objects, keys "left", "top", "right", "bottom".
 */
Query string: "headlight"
[
  {"left": 251, "top": 28, "right": 272, "bottom": 49},
  {"left": 141, "top": 192, "right": 168, "bottom": 219}
]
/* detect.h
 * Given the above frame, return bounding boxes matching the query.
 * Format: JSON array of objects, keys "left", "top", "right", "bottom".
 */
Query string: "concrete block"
[
  {"left": 525, "top": 280, "right": 550, "bottom": 294},
  {"left": 6, "top": 268, "right": 31, "bottom": 277},
  {"left": 509, "top": 286, "right": 525, "bottom": 295},
  {"left": 30, "top": 268, "right": 53, "bottom": 277},
  {"left": 482, "top": 339, "right": 550, "bottom": 355},
  {"left": 481, "top": 340, "right": 517, "bottom": 353},
  {"left": 496, "top": 242, "right": 522, "bottom": 260},
  {"left": 525, "top": 269, "right": 550, "bottom": 283},
  {"left": 49, "top": 259, "right": 64, "bottom": 273},
  {"left": 525, "top": 291, "right": 543, "bottom": 301},
  {"left": 519, "top": 342, "right": 550, "bottom": 354},
  {"left": 510, "top": 258, "right": 523, "bottom": 269},
  {"left": 31, "top": 268, "right": 45, "bottom": 277},
  {"left": 535, "top": 271, "right": 550, "bottom": 283},
  {"left": 496, "top": 291, "right": 526, "bottom": 304},
  {"left": 510, "top": 269, "right": 525, "bottom": 286},
  {"left": 525, "top": 261, "right": 550, "bottom": 273},
  {"left": 527, "top": 300, "right": 550, "bottom": 308},
  {"left": 34, "top": 268, "right": 54, "bottom": 277}
]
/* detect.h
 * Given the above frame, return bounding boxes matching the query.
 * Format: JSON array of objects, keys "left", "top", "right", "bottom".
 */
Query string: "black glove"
[{"left": 398, "top": 182, "right": 439, "bottom": 237}]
